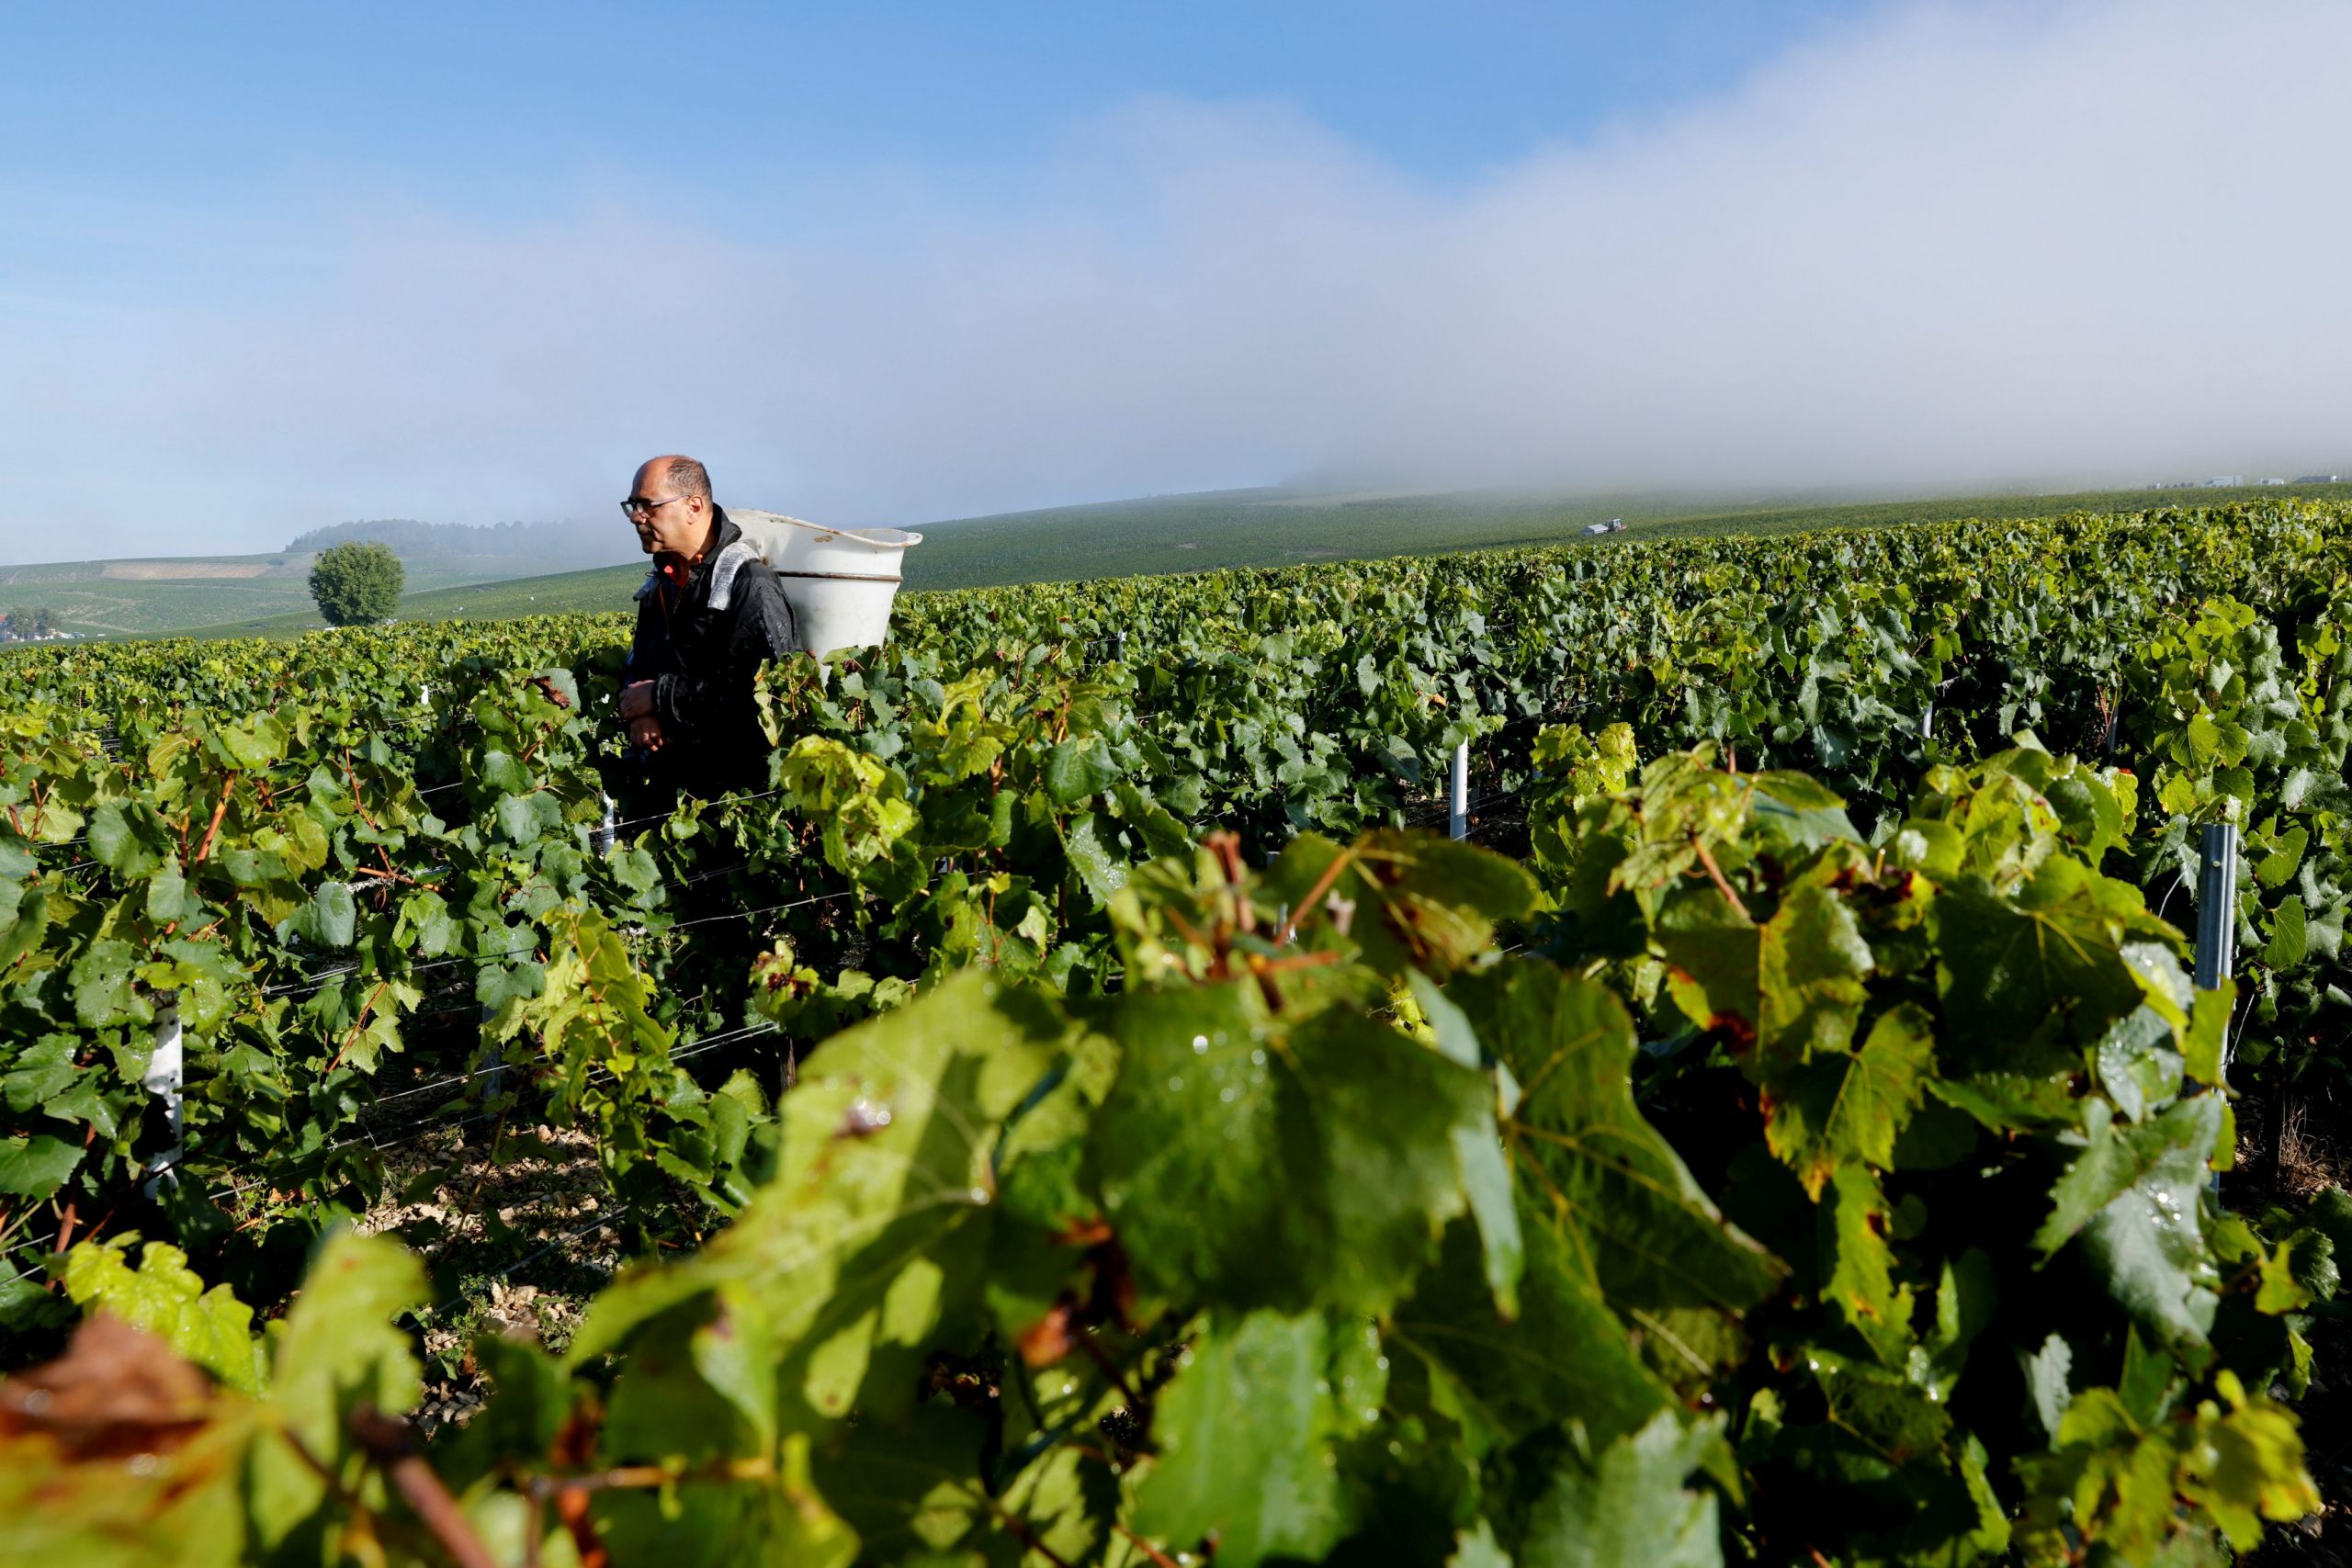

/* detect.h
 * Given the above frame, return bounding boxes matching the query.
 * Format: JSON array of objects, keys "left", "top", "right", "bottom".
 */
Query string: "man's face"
[{"left": 625, "top": 462, "right": 708, "bottom": 555}]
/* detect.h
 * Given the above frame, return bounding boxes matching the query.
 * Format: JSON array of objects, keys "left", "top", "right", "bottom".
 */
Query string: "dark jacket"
[{"left": 624, "top": 506, "right": 798, "bottom": 795}]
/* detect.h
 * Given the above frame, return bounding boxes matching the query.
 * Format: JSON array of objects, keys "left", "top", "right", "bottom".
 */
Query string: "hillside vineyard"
[{"left": 0, "top": 500, "right": 2345, "bottom": 1564}]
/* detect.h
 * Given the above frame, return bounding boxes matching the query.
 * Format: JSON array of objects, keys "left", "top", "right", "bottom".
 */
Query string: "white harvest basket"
[{"left": 729, "top": 509, "right": 922, "bottom": 655}]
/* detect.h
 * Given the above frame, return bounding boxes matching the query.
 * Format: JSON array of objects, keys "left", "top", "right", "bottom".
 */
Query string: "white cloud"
[{"left": 8, "top": 0, "right": 2351, "bottom": 558}]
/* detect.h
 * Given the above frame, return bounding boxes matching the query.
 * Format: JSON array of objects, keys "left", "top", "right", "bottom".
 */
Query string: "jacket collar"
[{"left": 636, "top": 505, "right": 739, "bottom": 604}]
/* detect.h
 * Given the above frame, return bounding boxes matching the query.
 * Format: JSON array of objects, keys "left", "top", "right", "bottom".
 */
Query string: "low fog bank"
[{"left": 10, "top": 0, "right": 2351, "bottom": 556}]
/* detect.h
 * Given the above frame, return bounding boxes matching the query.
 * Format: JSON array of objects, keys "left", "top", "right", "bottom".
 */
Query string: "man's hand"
[
  {"left": 628, "top": 714, "right": 667, "bottom": 752},
  {"left": 618, "top": 681, "right": 657, "bottom": 722}
]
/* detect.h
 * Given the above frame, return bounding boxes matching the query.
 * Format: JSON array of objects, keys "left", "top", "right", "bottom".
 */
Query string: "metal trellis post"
[
  {"left": 2194, "top": 820, "right": 2239, "bottom": 1064},
  {"left": 141, "top": 992, "right": 183, "bottom": 1198},
  {"left": 1449, "top": 741, "right": 1470, "bottom": 841}
]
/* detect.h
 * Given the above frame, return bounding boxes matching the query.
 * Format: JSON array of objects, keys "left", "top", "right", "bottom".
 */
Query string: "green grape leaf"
[
  {"left": 2188, "top": 1373, "right": 2322, "bottom": 1551},
  {"left": 1091, "top": 981, "right": 1494, "bottom": 1315},
  {"left": 71, "top": 938, "right": 152, "bottom": 1029},
  {"left": 1655, "top": 886, "right": 1758, "bottom": 1036},
  {"left": 1928, "top": 1068, "right": 2082, "bottom": 1133},
  {"left": 1044, "top": 736, "right": 1122, "bottom": 805},
  {"left": 249, "top": 1231, "right": 426, "bottom": 1551},
  {"left": 280, "top": 880, "right": 356, "bottom": 950},
  {"left": 2094, "top": 1005, "right": 2184, "bottom": 1123},
  {"left": 2182, "top": 987, "right": 2233, "bottom": 1088},
  {"left": 2264, "top": 894, "right": 2307, "bottom": 969},
  {"left": 1392, "top": 1213, "right": 1677, "bottom": 1458},
  {"left": 1765, "top": 1001, "right": 1934, "bottom": 1197},
  {"left": 2020, "top": 1332, "right": 2073, "bottom": 1439},
  {"left": 1060, "top": 810, "right": 1128, "bottom": 908},
  {"left": 595, "top": 1430, "right": 860, "bottom": 1568},
  {"left": 1818, "top": 1164, "right": 1915, "bottom": 1369},
  {"left": 1512, "top": 1410, "right": 1726, "bottom": 1568},
  {"left": 144, "top": 857, "right": 192, "bottom": 925},
  {"left": 476, "top": 750, "right": 531, "bottom": 794},
  {"left": 0, "top": 1132, "right": 84, "bottom": 1198},
  {"left": 1932, "top": 861, "right": 2150, "bottom": 1055},
  {"left": 794, "top": 1401, "right": 1041, "bottom": 1566},
  {"left": 2310, "top": 1187, "right": 2352, "bottom": 1255},
  {"left": 2254, "top": 1237, "right": 2313, "bottom": 1315},
  {"left": 1911, "top": 1247, "right": 1996, "bottom": 1401},
  {"left": 1409, "top": 973, "right": 1522, "bottom": 1316},
  {"left": 495, "top": 790, "right": 564, "bottom": 846},
  {"left": 1449, "top": 1519, "right": 1512, "bottom": 1568},
  {"left": 1266, "top": 829, "right": 1535, "bottom": 982},
  {"left": 213, "top": 713, "right": 288, "bottom": 771},
  {"left": 2035, "top": 1097, "right": 2222, "bottom": 1256},
  {"left": 59, "top": 1237, "right": 263, "bottom": 1393},
  {"left": 1454, "top": 959, "right": 1783, "bottom": 1313},
  {"left": 1129, "top": 1310, "right": 1351, "bottom": 1568},
  {"left": 2036, "top": 1098, "right": 2225, "bottom": 1346},
  {"left": 576, "top": 972, "right": 1080, "bottom": 1435},
  {"left": 1114, "top": 779, "right": 1195, "bottom": 857},
  {"left": 1757, "top": 871, "right": 1873, "bottom": 1058},
  {"left": 86, "top": 801, "right": 167, "bottom": 881},
  {"left": 4, "top": 1034, "right": 77, "bottom": 1111},
  {"left": 2253, "top": 825, "right": 2307, "bottom": 888}
]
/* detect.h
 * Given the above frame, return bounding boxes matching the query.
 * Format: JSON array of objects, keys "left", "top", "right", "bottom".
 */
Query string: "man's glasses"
[{"left": 621, "top": 495, "right": 690, "bottom": 519}]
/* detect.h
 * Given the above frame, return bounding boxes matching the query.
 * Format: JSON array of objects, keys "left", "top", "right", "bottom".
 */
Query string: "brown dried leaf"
[{"left": 0, "top": 1314, "right": 218, "bottom": 1459}]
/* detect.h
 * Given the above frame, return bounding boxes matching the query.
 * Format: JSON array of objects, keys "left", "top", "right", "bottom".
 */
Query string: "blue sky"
[
  {"left": 9, "top": 4, "right": 1871, "bottom": 207},
  {"left": 7, "top": 1, "right": 2352, "bottom": 559}
]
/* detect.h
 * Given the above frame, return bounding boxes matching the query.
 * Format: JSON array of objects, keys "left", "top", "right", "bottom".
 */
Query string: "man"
[{"left": 617, "top": 455, "right": 798, "bottom": 795}]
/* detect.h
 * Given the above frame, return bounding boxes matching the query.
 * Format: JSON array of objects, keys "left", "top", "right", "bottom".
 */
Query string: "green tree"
[{"left": 306, "top": 540, "right": 404, "bottom": 626}]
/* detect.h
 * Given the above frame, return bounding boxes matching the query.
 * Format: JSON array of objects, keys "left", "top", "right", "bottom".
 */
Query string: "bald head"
[
  {"left": 635, "top": 455, "right": 711, "bottom": 502},
  {"left": 625, "top": 454, "right": 717, "bottom": 557}
]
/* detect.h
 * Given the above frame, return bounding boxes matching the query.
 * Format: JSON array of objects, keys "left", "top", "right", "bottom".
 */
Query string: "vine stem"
[
  {"left": 352, "top": 866, "right": 440, "bottom": 891},
  {"left": 996, "top": 1506, "right": 1080, "bottom": 1568},
  {"left": 342, "top": 749, "right": 379, "bottom": 831},
  {"left": 192, "top": 773, "right": 237, "bottom": 863},
  {"left": 1691, "top": 837, "right": 1751, "bottom": 923},
  {"left": 1076, "top": 1327, "right": 1141, "bottom": 1407},
  {"left": 348, "top": 1405, "right": 501, "bottom": 1568},
  {"left": 535, "top": 1456, "right": 774, "bottom": 1493},
  {"left": 1114, "top": 1521, "right": 1184, "bottom": 1568},
  {"left": 1278, "top": 844, "right": 1360, "bottom": 945},
  {"left": 324, "top": 981, "right": 390, "bottom": 1076}
]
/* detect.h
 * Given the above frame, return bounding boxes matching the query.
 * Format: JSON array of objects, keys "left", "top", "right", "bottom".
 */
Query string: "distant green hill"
[
  {"left": 187, "top": 562, "right": 653, "bottom": 639},
  {"left": 62, "top": 478, "right": 2352, "bottom": 640},
  {"left": 0, "top": 547, "right": 624, "bottom": 638}
]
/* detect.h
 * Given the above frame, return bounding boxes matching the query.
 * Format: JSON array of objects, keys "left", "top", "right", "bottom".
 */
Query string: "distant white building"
[
  {"left": 2293, "top": 474, "right": 2342, "bottom": 484},
  {"left": 2204, "top": 476, "right": 2244, "bottom": 487},
  {"left": 2261, "top": 477, "right": 2288, "bottom": 485}
]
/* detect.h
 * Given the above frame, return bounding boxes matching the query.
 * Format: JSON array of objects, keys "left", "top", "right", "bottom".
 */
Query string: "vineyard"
[{"left": 0, "top": 499, "right": 2347, "bottom": 1564}]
